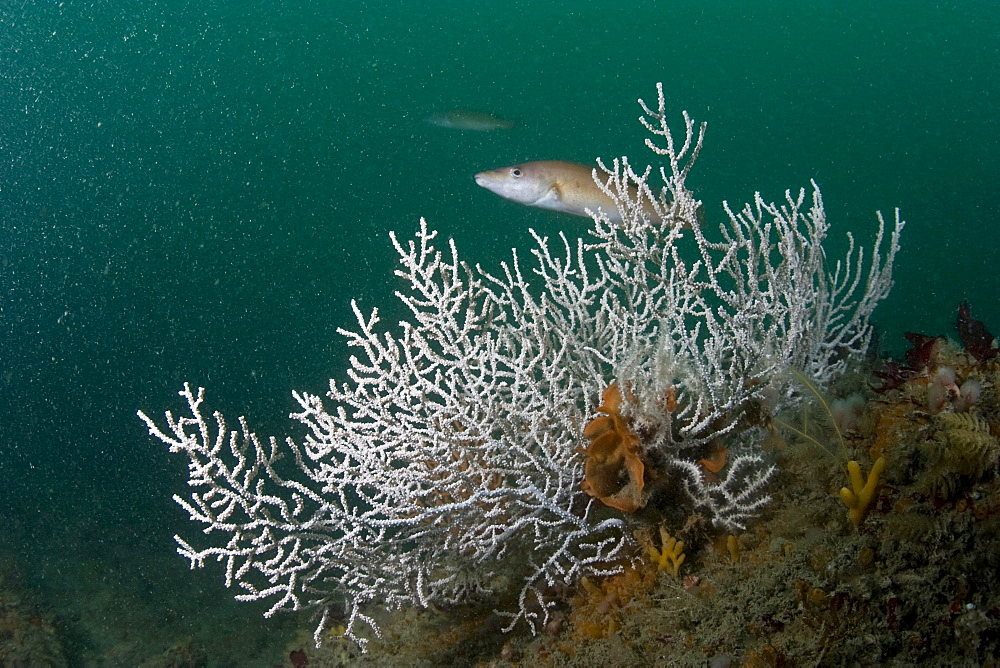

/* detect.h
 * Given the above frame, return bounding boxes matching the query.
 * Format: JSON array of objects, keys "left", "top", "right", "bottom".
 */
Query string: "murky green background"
[{"left": 1, "top": 1, "right": 997, "bottom": 662}]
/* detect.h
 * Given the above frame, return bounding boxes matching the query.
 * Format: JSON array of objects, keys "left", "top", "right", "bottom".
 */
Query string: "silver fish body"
[{"left": 474, "top": 160, "right": 625, "bottom": 221}]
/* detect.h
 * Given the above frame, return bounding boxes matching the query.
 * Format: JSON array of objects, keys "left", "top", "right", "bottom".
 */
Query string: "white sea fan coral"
[{"left": 138, "top": 83, "right": 904, "bottom": 650}]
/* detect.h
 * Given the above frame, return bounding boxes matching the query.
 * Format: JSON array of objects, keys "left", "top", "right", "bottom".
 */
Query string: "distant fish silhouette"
[{"left": 425, "top": 110, "right": 514, "bottom": 131}]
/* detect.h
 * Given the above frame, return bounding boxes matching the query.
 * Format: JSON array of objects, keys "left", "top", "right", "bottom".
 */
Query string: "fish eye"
[{"left": 510, "top": 168, "right": 522, "bottom": 178}]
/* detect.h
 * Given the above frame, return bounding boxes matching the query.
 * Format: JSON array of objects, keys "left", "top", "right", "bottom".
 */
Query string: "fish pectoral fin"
[{"left": 532, "top": 184, "right": 563, "bottom": 207}]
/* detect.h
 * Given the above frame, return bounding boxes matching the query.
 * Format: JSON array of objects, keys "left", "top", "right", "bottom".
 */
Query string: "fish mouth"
[{"left": 474, "top": 173, "right": 488, "bottom": 186}]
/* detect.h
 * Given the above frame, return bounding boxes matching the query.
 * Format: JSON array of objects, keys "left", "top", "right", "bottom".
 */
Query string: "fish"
[
  {"left": 474, "top": 160, "right": 632, "bottom": 222},
  {"left": 424, "top": 110, "right": 514, "bottom": 131}
]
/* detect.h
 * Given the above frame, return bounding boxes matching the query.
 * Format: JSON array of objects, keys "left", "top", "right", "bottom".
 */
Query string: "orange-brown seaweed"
[{"left": 581, "top": 383, "right": 648, "bottom": 512}]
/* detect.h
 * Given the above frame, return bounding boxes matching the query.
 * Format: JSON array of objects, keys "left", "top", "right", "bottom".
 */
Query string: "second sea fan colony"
[{"left": 139, "top": 83, "right": 904, "bottom": 649}]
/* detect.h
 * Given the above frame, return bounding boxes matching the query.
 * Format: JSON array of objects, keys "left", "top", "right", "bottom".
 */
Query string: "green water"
[{"left": 1, "top": 1, "right": 997, "bottom": 662}]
